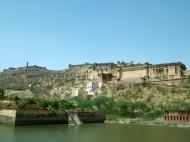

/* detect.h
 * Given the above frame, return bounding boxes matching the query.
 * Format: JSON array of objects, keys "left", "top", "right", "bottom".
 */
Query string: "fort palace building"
[{"left": 68, "top": 61, "right": 188, "bottom": 84}]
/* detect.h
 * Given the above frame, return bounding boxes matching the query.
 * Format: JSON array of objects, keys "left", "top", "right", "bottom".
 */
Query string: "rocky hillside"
[
  {"left": 0, "top": 65, "right": 189, "bottom": 106},
  {"left": 109, "top": 83, "right": 190, "bottom": 107},
  {"left": 0, "top": 65, "right": 84, "bottom": 99}
]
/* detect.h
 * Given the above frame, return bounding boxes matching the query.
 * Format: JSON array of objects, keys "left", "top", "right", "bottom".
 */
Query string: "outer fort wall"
[
  {"left": 69, "top": 62, "right": 187, "bottom": 83},
  {"left": 121, "top": 69, "right": 147, "bottom": 80}
]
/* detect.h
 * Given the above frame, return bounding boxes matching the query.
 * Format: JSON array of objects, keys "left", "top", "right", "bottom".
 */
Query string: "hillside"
[
  {"left": 0, "top": 65, "right": 81, "bottom": 99},
  {"left": 0, "top": 65, "right": 190, "bottom": 120},
  {"left": 0, "top": 65, "right": 189, "bottom": 103}
]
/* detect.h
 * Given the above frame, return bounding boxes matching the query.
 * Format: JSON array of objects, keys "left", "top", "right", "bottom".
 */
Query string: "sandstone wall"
[
  {"left": 149, "top": 65, "right": 182, "bottom": 80},
  {"left": 184, "top": 70, "right": 190, "bottom": 76},
  {"left": 121, "top": 69, "right": 147, "bottom": 80}
]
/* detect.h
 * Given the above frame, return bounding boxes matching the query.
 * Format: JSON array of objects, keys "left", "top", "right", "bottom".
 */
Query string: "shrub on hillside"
[
  {"left": 167, "top": 101, "right": 190, "bottom": 111},
  {"left": 60, "top": 100, "right": 75, "bottom": 110},
  {"left": 50, "top": 100, "right": 59, "bottom": 110},
  {"left": 13, "top": 96, "right": 20, "bottom": 102},
  {"left": 142, "top": 110, "right": 164, "bottom": 120},
  {"left": 74, "top": 97, "right": 93, "bottom": 110},
  {"left": 18, "top": 99, "right": 29, "bottom": 108},
  {"left": 141, "top": 81, "right": 152, "bottom": 88},
  {"left": 38, "top": 100, "right": 49, "bottom": 109},
  {"left": 120, "top": 101, "right": 151, "bottom": 117},
  {"left": 0, "top": 89, "right": 5, "bottom": 101},
  {"left": 93, "top": 96, "right": 117, "bottom": 114}
]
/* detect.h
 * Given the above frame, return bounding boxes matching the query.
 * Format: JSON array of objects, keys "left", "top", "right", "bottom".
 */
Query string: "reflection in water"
[{"left": 0, "top": 124, "right": 190, "bottom": 142}]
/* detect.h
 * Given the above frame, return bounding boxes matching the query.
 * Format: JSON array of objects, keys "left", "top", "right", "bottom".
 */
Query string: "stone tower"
[{"left": 26, "top": 61, "right": 29, "bottom": 68}]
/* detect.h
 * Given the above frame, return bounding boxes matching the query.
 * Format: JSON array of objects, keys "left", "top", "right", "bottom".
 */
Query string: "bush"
[
  {"left": 26, "top": 98, "right": 36, "bottom": 104},
  {"left": 186, "top": 91, "right": 190, "bottom": 96},
  {"left": 18, "top": 99, "right": 29, "bottom": 108},
  {"left": 60, "top": 100, "right": 75, "bottom": 110},
  {"left": 50, "top": 100, "right": 59, "bottom": 110},
  {"left": 167, "top": 101, "right": 190, "bottom": 111},
  {"left": 74, "top": 97, "right": 93, "bottom": 110},
  {"left": 170, "top": 87, "right": 179, "bottom": 94},
  {"left": 143, "top": 110, "right": 164, "bottom": 120},
  {"left": 93, "top": 96, "right": 117, "bottom": 114},
  {"left": 141, "top": 81, "right": 152, "bottom": 88},
  {"left": 13, "top": 96, "right": 20, "bottom": 102},
  {"left": 38, "top": 100, "right": 49, "bottom": 108},
  {"left": 120, "top": 101, "right": 151, "bottom": 117},
  {"left": 0, "top": 89, "right": 5, "bottom": 101},
  {"left": 17, "top": 98, "right": 37, "bottom": 108}
]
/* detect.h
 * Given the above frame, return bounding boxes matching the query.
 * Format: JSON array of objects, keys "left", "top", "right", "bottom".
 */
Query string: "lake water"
[{"left": 0, "top": 124, "right": 189, "bottom": 142}]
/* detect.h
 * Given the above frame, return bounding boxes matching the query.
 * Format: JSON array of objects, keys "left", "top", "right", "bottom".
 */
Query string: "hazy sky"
[{"left": 0, "top": 0, "right": 189, "bottom": 70}]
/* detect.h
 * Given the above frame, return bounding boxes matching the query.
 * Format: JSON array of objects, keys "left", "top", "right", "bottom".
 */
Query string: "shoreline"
[
  {"left": 0, "top": 109, "right": 106, "bottom": 125},
  {"left": 105, "top": 118, "right": 190, "bottom": 128}
]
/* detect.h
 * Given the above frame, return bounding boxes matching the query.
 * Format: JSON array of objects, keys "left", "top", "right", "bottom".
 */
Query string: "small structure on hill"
[
  {"left": 86, "top": 81, "right": 102, "bottom": 96},
  {"left": 164, "top": 110, "right": 190, "bottom": 122}
]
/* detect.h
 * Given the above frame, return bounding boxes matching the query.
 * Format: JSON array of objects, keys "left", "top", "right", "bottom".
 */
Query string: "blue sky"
[{"left": 0, "top": 0, "right": 189, "bottom": 70}]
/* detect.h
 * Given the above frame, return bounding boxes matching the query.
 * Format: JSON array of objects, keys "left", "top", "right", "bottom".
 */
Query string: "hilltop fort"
[
  {"left": 69, "top": 61, "right": 189, "bottom": 85},
  {"left": 0, "top": 61, "right": 189, "bottom": 99},
  {"left": 0, "top": 61, "right": 190, "bottom": 125}
]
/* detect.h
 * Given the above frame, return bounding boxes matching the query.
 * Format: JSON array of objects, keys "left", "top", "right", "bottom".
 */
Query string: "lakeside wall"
[
  {"left": 78, "top": 112, "right": 106, "bottom": 123},
  {"left": 15, "top": 110, "right": 69, "bottom": 126},
  {"left": 0, "top": 110, "right": 16, "bottom": 125},
  {"left": 0, "top": 109, "right": 106, "bottom": 125}
]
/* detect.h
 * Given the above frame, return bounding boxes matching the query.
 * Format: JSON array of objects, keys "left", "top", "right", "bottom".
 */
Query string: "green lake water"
[{"left": 0, "top": 124, "right": 189, "bottom": 142}]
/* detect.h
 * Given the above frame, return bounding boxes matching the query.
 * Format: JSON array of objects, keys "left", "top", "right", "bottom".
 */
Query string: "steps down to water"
[{"left": 68, "top": 113, "right": 83, "bottom": 125}]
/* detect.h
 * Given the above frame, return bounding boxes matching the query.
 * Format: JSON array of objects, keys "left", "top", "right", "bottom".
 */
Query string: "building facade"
[
  {"left": 149, "top": 62, "right": 186, "bottom": 80},
  {"left": 69, "top": 61, "right": 187, "bottom": 83},
  {"left": 86, "top": 81, "right": 102, "bottom": 96}
]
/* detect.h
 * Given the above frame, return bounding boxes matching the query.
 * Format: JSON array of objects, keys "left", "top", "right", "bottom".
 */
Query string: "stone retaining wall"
[
  {"left": 78, "top": 112, "right": 106, "bottom": 123},
  {"left": 0, "top": 109, "right": 106, "bottom": 125},
  {"left": 0, "top": 110, "right": 16, "bottom": 125}
]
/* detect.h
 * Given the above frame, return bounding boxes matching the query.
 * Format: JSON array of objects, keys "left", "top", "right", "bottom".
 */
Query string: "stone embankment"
[
  {"left": 0, "top": 109, "right": 106, "bottom": 125},
  {"left": 105, "top": 118, "right": 190, "bottom": 128},
  {"left": 0, "top": 110, "right": 16, "bottom": 125}
]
